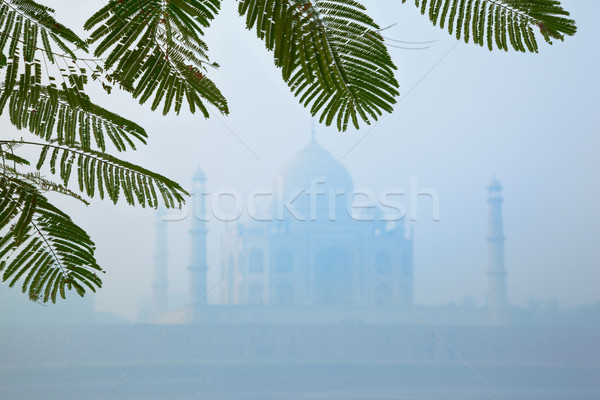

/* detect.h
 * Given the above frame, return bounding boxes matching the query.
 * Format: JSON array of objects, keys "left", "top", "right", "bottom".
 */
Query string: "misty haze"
[{"left": 1, "top": 0, "right": 599, "bottom": 400}]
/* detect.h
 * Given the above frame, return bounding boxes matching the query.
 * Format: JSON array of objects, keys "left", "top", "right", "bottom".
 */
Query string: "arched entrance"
[
  {"left": 275, "top": 281, "right": 294, "bottom": 305},
  {"left": 248, "top": 282, "right": 264, "bottom": 305},
  {"left": 314, "top": 247, "right": 354, "bottom": 305}
]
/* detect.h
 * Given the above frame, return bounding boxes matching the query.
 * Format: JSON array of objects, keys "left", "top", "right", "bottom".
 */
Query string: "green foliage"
[
  {"left": 0, "top": 0, "right": 188, "bottom": 303},
  {"left": 404, "top": 0, "right": 577, "bottom": 52},
  {"left": 239, "top": 0, "right": 400, "bottom": 131},
  {"left": 0, "top": 137, "right": 188, "bottom": 302},
  {"left": 84, "top": 0, "right": 228, "bottom": 117},
  {"left": 0, "top": 0, "right": 87, "bottom": 61},
  {"left": 0, "top": 172, "right": 102, "bottom": 303},
  {"left": 0, "top": 0, "right": 88, "bottom": 102},
  {"left": 2, "top": 84, "right": 147, "bottom": 152},
  {"left": 0, "top": 0, "right": 147, "bottom": 152},
  {"left": 0, "top": 0, "right": 577, "bottom": 303},
  {"left": 34, "top": 141, "right": 187, "bottom": 208}
]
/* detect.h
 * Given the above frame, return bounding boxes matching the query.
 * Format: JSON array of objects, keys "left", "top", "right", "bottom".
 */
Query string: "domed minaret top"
[
  {"left": 193, "top": 166, "right": 206, "bottom": 182},
  {"left": 489, "top": 175, "right": 501, "bottom": 186},
  {"left": 488, "top": 175, "right": 502, "bottom": 194},
  {"left": 310, "top": 119, "right": 317, "bottom": 143}
]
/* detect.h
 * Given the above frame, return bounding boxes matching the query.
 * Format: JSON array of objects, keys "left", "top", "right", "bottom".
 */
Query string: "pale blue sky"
[{"left": 2, "top": 0, "right": 598, "bottom": 320}]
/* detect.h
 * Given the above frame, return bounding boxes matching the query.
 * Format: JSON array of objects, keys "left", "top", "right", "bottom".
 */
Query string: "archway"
[
  {"left": 275, "top": 281, "right": 294, "bottom": 305},
  {"left": 314, "top": 247, "right": 354, "bottom": 305},
  {"left": 276, "top": 249, "right": 293, "bottom": 273},
  {"left": 248, "top": 282, "right": 263, "bottom": 305},
  {"left": 375, "top": 251, "right": 392, "bottom": 275},
  {"left": 249, "top": 249, "right": 264, "bottom": 273}
]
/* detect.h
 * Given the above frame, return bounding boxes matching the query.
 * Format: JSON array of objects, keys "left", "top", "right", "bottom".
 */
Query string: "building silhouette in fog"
[
  {"left": 486, "top": 176, "right": 511, "bottom": 325},
  {"left": 152, "top": 129, "right": 514, "bottom": 327},
  {"left": 215, "top": 132, "right": 414, "bottom": 308}
]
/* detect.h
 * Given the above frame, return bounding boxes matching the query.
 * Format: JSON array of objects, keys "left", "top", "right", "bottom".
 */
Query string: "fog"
[
  {"left": 1, "top": 0, "right": 599, "bottom": 399},
  {"left": 1, "top": 0, "right": 597, "bottom": 317}
]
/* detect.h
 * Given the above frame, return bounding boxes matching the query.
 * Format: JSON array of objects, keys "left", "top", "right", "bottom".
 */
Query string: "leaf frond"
[
  {"left": 0, "top": 175, "right": 102, "bottom": 303},
  {"left": 22, "top": 140, "right": 189, "bottom": 208},
  {"left": 84, "top": 0, "right": 228, "bottom": 116},
  {"left": 0, "top": 84, "right": 147, "bottom": 152},
  {"left": 0, "top": 161, "right": 90, "bottom": 204},
  {"left": 238, "top": 0, "right": 399, "bottom": 131},
  {"left": 403, "top": 0, "right": 577, "bottom": 52}
]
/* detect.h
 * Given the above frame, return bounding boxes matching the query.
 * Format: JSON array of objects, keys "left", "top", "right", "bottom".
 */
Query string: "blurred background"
[{"left": 0, "top": 0, "right": 598, "bottom": 399}]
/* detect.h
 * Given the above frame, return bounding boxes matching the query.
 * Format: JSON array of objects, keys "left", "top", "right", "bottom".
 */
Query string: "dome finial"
[
  {"left": 488, "top": 174, "right": 502, "bottom": 191},
  {"left": 193, "top": 165, "right": 206, "bottom": 182},
  {"left": 310, "top": 119, "right": 316, "bottom": 143}
]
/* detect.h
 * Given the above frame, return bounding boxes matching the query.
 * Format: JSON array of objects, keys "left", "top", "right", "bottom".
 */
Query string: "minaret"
[
  {"left": 152, "top": 207, "right": 168, "bottom": 318},
  {"left": 188, "top": 167, "right": 209, "bottom": 322},
  {"left": 486, "top": 176, "right": 510, "bottom": 325}
]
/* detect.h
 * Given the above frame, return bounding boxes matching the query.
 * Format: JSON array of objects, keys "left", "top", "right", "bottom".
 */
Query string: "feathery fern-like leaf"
[
  {"left": 404, "top": 0, "right": 576, "bottom": 52},
  {"left": 1, "top": 84, "right": 147, "bottom": 152},
  {"left": 0, "top": 149, "right": 90, "bottom": 204},
  {"left": 84, "top": 0, "right": 228, "bottom": 116},
  {"left": 0, "top": 174, "right": 102, "bottom": 303},
  {"left": 238, "top": 0, "right": 399, "bottom": 131},
  {"left": 0, "top": 1, "right": 148, "bottom": 153},
  {"left": 0, "top": 0, "right": 89, "bottom": 100},
  {"left": 0, "top": 0, "right": 87, "bottom": 61},
  {"left": 23, "top": 140, "right": 189, "bottom": 208}
]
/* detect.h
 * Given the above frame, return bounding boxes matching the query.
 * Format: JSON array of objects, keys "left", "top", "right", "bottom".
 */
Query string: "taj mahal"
[
  {"left": 151, "top": 128, "right": 511, "bottom": 326},
  {"left": 2, "top": 130, "right": 597, "bottom": 394}
]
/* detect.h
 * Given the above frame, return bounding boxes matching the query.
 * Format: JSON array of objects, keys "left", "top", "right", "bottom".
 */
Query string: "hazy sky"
[{"left": 2, "top": 0, "right": 598, "bottom": 320}]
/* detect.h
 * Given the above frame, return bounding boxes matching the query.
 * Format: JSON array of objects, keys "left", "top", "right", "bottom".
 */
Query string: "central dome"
[
  {"left": 276, "top": 139, "right": 354, "bottom": 196},
  {"left": 270, "top": 138, "right": 354, "bottom": 221}
]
